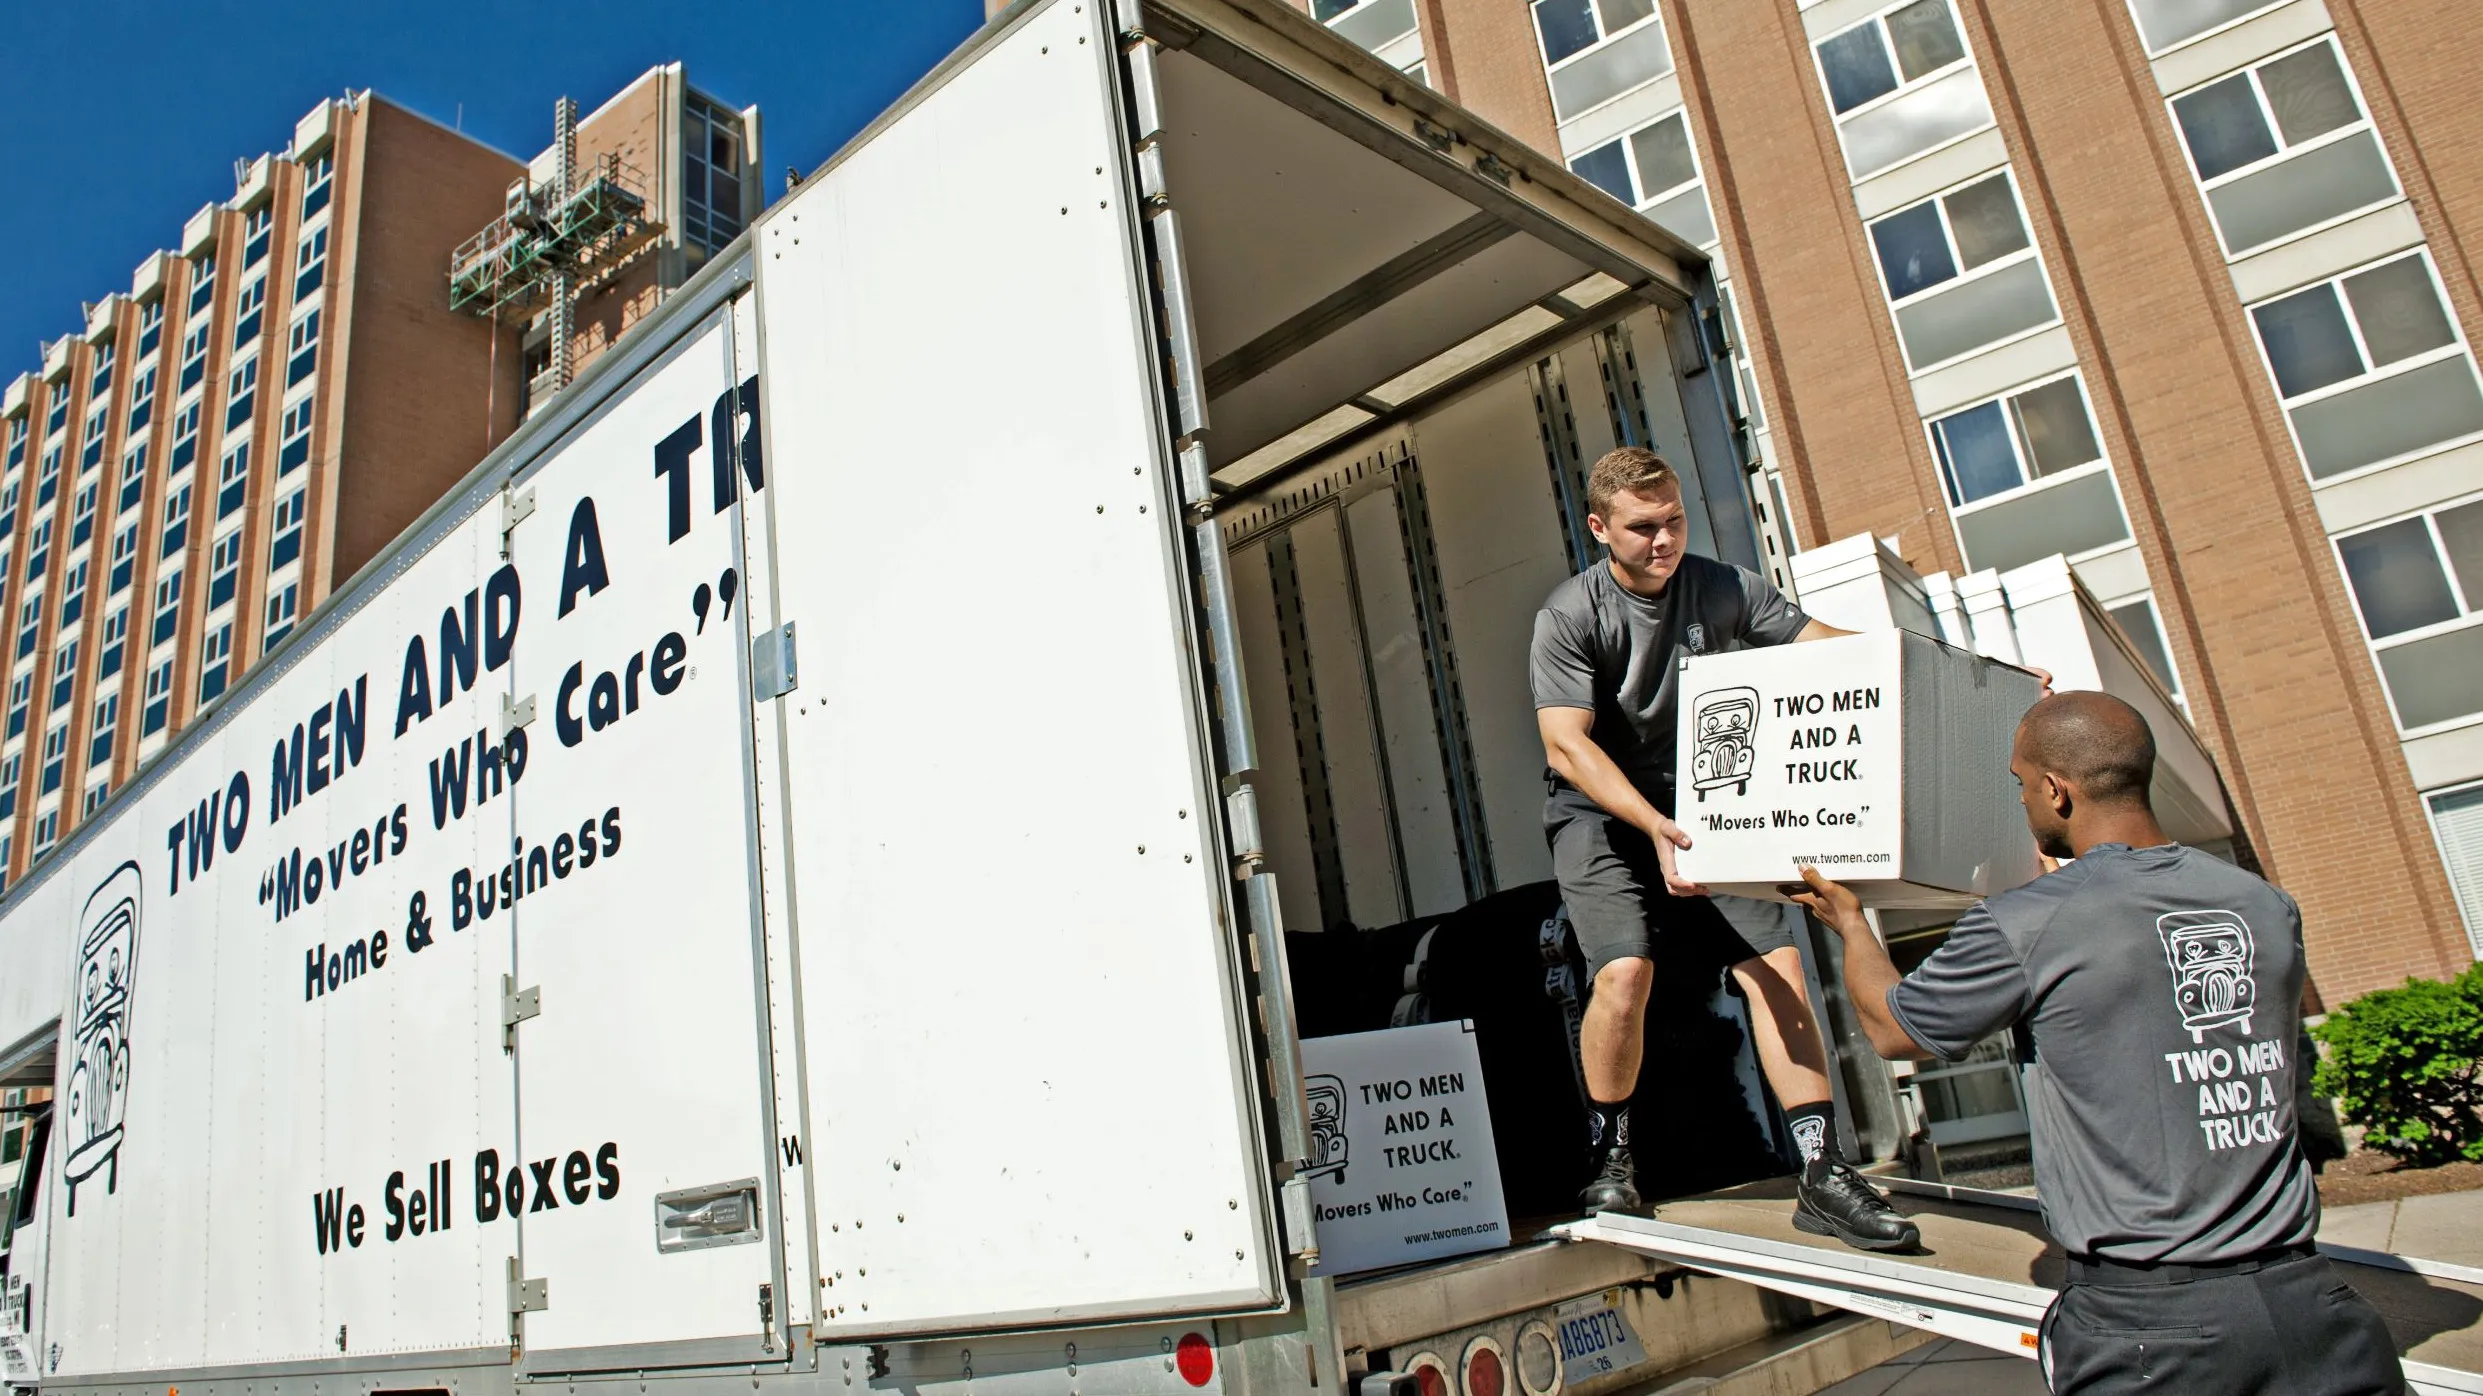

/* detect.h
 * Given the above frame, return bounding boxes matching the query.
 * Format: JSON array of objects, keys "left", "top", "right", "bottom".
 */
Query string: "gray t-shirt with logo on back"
[
  {"left": 1887, "top": 842, "right": 2318, "bottom": 1263},
  {"left": 1530, "top": 555, "right": 1808, "bottom": 807}
]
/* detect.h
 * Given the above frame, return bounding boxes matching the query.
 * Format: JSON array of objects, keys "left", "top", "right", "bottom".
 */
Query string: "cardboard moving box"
[{"left": 1673, "top": 631, "right": 2044, "bottom": 907}]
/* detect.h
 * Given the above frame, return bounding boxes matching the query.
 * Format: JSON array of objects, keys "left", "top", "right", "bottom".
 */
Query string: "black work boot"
[
  {"left": 1794, "top": 1164, "right": 1920, "bottom": 1251},
  {"left": 1579, "top": 1144, "right": 1644, "bottom": 1217}
]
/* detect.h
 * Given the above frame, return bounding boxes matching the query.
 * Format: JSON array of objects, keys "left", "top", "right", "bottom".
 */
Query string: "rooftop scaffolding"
[{"left": 446, "top": 151, "right": 661, "bottom": 324}]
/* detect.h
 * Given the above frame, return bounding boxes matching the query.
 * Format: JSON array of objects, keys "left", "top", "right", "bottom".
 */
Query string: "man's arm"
[
  {"left": 1539, "top": 707, "right": 1706, "bottom": 896},
  {"left": 1785, "top": 866, "right": 1929, "bottom": 1059},
  {"left": 1796, "top": 618, "right": 1855, "bottom": 643}
]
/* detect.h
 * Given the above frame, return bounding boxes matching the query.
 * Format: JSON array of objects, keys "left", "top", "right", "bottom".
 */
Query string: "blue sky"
[{"left": 0, "top": 0, "right": 986, "bottom": 370}]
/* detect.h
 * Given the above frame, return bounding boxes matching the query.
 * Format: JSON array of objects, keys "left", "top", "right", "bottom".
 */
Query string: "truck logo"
[
  {"left": 2156, "top": 909, "right": 2255, "bottom": 1043},
  {"left": 1303, "top": 1074, "right": 1349, "bottom": 1184},
  {"left": 1689, "top": 687, "right": 1760, "bottom": 801},
  {"left": 63, "top": 860, "right": 143, "bottom": 1217}
]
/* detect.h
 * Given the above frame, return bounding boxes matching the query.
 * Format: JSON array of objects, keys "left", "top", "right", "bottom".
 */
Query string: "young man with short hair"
[
  {"left": 1792, "top": 692, "right": 2404, "bottom": 1392},
  {"left": 1530, "top": 446, "right": 1917, "bottom": 1249}
]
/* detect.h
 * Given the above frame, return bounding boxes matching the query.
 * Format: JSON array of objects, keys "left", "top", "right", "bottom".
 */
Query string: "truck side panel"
[{"left": 750, "top": 0, "right": 1278, "bottom": 1337}]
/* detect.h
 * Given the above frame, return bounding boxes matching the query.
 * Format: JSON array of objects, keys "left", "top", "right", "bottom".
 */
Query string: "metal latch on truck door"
[
  {"left": 501, "top": 974, "right": 540, "bottom": 1053},
  {"left": 507, "top": 1256, "right": 548, "bottom": 1316},
  {"left": 500, "top": 485, "right": 536, "bottom": 560},
  {"left": 752, "top": 622, "right": 798, "bottom": 699}
]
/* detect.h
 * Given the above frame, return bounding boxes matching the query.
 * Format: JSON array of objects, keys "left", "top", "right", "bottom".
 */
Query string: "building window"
[
  {"left": 2170, "top": 37, "right": 2396, "bottom": 258},
  {"left": 187, "top": 254, "right": 217, "bottom": 320},
  {"left": 179, "top": 322, "right": 210, "bottom": 393},
  {"left": 151, "top": 569, "right": 183, "bottom": 646},
  {"left": 45, "top": 392, "right": 68, "bottom": 439},
  {"left": 71, "top": 481, "right": 97, "bottom": 547},
  {"left": 49, "top": 640, "right": 78, "bottom": 711},
  {"left": 24, "top": 519, "right": 49, "bottom": 582},
  {"left": 0, "top": 478, "right": 15, "bottom": 542},
  {"left": 264, "top": 579, "right": 299, "bottom": 648},
  {"left": 58, "top": 559, "right": 87, "bottom": 629},
  {"left": 225, "top": 354, "right": 258, "bottom": 433},
  {"left": 2335, "top": 494, "right": 2483, "bottom": 732},
  {"left": 117, "top": 447, "right": 144, "bottom": 514},
  {"left": 87, "top": 693, "right": 118, "bottom": 772},
  {"left": 97, "top": 605, "right": 127, "bottom": 681},
  {"left": 36, "top": 444, "right": 60, "bottom": 506},
  {"left": 3, "top": 416, "right": 23, "bottom": 472},
  {"left": 1568, "top": 110, "right": 1715, "bottom": 246},
  {"left": 6, "top": 672, "right": 28, "bottom": 739},
  {"left": 1869, "top": 171, "right": 2055, "bottom": 371},
  {"left": 0, "top": 754, "right": 17, "bottom": 821},
  {"left": 295, "top": 225, "right": 328, "bottom": 302},
  {"left": 79, "top": 402, "right": 108, "bottom": 472},
  {"left": 169, "top": 401, "right": 200, "bottom": 474},
  {"left": 126, "top": 366, "right": 156, "bottom": 434},
  {"left": 198, "top": 621, "right": 233, "bottom": 703},
  {"left": 38, "top": 725, "right": 64, "bottom": 796},
  {"left": 33, "top": 808, "right": 57, "bottom": 855},
  {"left": 286, "top": 309, "right": 320, "bottom": 387},
  {"left": 2128, "top": 0, "right": 2289, "bottom": 57},
  {"left": 161, "top": 484, "right": 191, "bottom": 559},
  {"left": 1314, "top": 0, "right": 1424, "bottom": 75},
  {"left": 142, "top": 657, "right": 173, "bottom": 736},
  {"left": 217, "top": 441, "right": 251, "bottom": 521},
  {"left": 1529, "top": 0, "right": 1668, "bottom": 123},
  {"left": 269, "top": 486, "right": 306, "bottom": 570},
  {"left": 232, "top": 275, "right": 266, "bottom": 350},
  {"left": 138, "top": 298, "right": 167, "bottom": 361},
  {"left": 14, "top": 596, "right": 39, "bottom": 662},
  {"left": 243, "top": 204, "right": 274, "bottom": 270},
  {"left": 1928, "top": 372, "right": 2132, "bottom": 573},
  {"left": 109, "top": 522, "right": 139, "bottom": 596},
  {"left": 2250, "top": 250, "right": 2483, "bottom": 482},
  {"left": 681, "top": 99, "right": 748, "bottom": 257},
  {"left": 208, "top": 530, "right": 243, "bottom": 610},
  {"left": 279, "top": 397, "right": 314, "bottom": 474},
  {"left": 1814, "top": 0, "right": 1990, "bottom": 180},
  {"left": 301, "top": 152, "right": 334, "bottom": 220},
  {"left": 82, "top": 779, "right": 108, "bottom": 817},
  {"left": 2430, "top": 780, "right": 2483, "bottom": 958},
  {"left": 89, "top": 342, "right": 115, "bottom": 402}
]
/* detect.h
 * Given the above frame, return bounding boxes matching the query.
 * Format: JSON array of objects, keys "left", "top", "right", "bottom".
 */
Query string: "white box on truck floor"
[{"left": 1673, "top": 631, "right": 2042, "bottom": 907}]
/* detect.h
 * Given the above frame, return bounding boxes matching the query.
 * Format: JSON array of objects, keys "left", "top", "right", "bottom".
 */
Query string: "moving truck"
[{"left": 0, "top": 2, "right": 1906, "bottom": 1393}]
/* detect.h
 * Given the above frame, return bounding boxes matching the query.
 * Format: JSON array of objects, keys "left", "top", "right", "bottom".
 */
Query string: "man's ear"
[
  {"left": 1585, "top": 511, "right": 1608, "bottom": 544},
  {"left": 2043, "top": 771, "right": 2073, "bottom": 816}
]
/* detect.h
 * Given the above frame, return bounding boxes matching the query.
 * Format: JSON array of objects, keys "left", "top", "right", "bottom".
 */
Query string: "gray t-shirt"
[
  {"left": 1888, "top": 843, "right": 2318, "bottom": 1263},
  {"left": 1530, "top": 556, "right": 1808, "bottom": 804}
]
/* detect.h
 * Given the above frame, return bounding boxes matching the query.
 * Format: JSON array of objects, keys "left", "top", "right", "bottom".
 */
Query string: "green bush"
[{"left": 2311, "top": 963, "right": 2483, "bottom": 1167}]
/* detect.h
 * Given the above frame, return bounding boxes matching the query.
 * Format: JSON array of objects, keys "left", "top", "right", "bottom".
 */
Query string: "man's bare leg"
[
  {"left": 1732, "top": 947, "right": 1918, "bottom": 1250},
  {"left": 1577, "top": 957, "right": 1655, "bottom": 1214}
]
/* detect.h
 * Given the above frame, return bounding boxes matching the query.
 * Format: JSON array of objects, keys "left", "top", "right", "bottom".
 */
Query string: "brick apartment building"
[
  {"left": 1215, "top": 0, "right": 2483, "bottom": 1004},
  {"left": 0, "top": 66, "right": 757, "bottom": 891}
]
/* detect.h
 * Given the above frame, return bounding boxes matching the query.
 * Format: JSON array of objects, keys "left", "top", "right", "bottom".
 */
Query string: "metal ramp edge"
[{"left": 1558, "top": 1213, "right": 2483, "bottom": 1396}]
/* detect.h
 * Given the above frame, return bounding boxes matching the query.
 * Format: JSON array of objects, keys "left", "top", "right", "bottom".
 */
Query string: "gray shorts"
[{"left": 1546, "top": 790, "right": 1796, "bottom": 983}]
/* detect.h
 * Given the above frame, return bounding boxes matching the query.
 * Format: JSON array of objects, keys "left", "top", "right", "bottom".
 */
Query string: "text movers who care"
[
  {"left": 1673, "top": 631, "right": 2043, "bottom": 908},
  {"left": 1299, "top": 1021, "right": 1508, "bottom": 1276}
]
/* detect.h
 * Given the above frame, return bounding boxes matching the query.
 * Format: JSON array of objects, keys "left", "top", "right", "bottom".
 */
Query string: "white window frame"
[
  {"left": 1570, "top": 107, "right": 1706, "bottom": 214},
  {"left": 2331, "top": 486, "right": 2483, "bottom": 738},
  {"left": 1924, "top": 369, "right": 2131, "bottom": 559},
  {"left": 2127, "top": 0, "right": 2290, "bottom": 59},
  {"left": 1812, "top": 0, "right": 1984, "bottom": 135},
  {"left": 2425, "top": 777, "right": 2483, "bottom": 958},
  {"left": 1531, "top": 0, "right": 1666, "bottom": 84},
  {"left": 2166, "top": 34, "right": 2400, "bottom": 261},
  {"left": 2247, "top": 247, "right": 2483, "bottom": 487},
  {"left": 233, "top": 273, "right": 268, "bottom": 346},
  {"left": 206, "top": 529, "right": 244, "bottom": 613},
  {"left": 1867, "top": 166, "right": 2062, "bottom": 374}
]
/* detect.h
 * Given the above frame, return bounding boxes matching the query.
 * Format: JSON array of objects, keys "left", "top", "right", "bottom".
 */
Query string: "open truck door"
[{"left": 748, "top": 0, "right": 1282, "bottom": 1337}]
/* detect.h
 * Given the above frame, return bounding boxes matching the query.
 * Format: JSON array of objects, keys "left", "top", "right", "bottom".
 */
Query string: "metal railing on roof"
[{"left": 446, "top": 153, "right": 662, "bottom": 323}]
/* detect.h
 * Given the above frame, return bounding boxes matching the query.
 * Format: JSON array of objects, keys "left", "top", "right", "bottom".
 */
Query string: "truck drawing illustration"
[
  {"left": 1690, "top": 687, "right": 1761, "bottom": 800},
  {"left": 62, "top": 860, "right": 143, "bottom": 1216},
  {"left": 2156, "top": 909, "right": 2256, "bottom": 1042},
  {"left": 1303, "top": 1074, "right": 1349, "bottom": 1184}
]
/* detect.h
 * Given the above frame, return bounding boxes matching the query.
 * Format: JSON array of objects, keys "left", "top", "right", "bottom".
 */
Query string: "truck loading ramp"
[{"left": 1557, "top": 1179, "right": 2483, "bottom": 1394}]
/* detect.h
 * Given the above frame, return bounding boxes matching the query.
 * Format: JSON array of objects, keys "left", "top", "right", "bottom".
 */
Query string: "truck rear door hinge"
[
  {"left": 752, "top": 622, "right": 798, "bottom": 699},
  {"left": 507, "top": 1256, "right": 548, "bottom": 1316},
  {"left": 501, "top": 974, "right": 540, "bottom": 1053},
  {"left": 500, "top": 692, "right": 536, "bottom": 734},
  {"left": 1279, "top": 1176, "right": 1320, "bottom": 1267},
  {"left": 500, "top": 485, "right": 537, "bottom": 560}
]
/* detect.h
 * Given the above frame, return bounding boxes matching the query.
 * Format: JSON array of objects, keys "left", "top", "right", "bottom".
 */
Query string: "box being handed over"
[{"left": 1672, "top": 630, "right": 2044, "bottom": 908}]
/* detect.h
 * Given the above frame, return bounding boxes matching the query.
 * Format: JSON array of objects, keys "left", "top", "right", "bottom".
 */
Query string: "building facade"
[
  {"left": 0, "top": 70, "right": 756, "bottom": 893},
  {"left": 1283, "top": 0, "right": 2483, "bottom": 1003}
]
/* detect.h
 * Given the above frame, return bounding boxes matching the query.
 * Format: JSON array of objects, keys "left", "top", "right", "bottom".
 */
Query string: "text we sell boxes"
[{"left": 1673, "top": 630, "right": 2043, "bottom": 907}]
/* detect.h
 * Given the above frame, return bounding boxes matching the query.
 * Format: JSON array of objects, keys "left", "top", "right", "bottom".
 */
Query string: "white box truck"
[{"left": 0, "top": 2, "right": 1918, "bottom": 1394}]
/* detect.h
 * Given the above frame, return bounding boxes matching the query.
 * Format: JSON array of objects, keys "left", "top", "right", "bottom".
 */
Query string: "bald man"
[{"left": 1790, "top": 693, "right": 2404, "bottom": 1395}]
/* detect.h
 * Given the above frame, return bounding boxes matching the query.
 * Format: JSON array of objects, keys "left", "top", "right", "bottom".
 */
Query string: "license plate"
[{"left": 1550, "top": 1289, "right": 1647, "bottom": 1377}]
